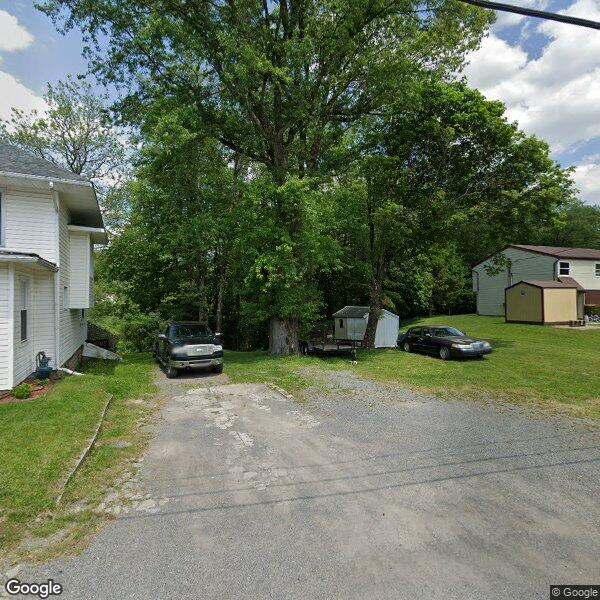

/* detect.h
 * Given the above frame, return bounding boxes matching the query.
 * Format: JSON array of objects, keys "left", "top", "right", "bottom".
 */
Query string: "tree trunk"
[
  {"left": 269, "top": 317, "right": 299, "bottom": 355},
  {"left": 215, "top": 266, "right": 225, "bottom": 334},
  {"left": 364, "top": 257, "right": 386, "bottom": 349}
]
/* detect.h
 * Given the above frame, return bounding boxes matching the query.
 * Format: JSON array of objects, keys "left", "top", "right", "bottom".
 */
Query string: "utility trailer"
[{"left": 299, "top": 322, "right": 363, "bottom": 358}]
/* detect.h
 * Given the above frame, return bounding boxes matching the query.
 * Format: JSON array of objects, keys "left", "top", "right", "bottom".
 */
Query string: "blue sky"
[{"left": 0, "top": 0, "right": 598, "bottom": 204}]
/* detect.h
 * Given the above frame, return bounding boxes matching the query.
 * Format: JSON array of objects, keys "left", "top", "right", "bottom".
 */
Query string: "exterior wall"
[
  {"left": 374, "top": 312, "right": 400, "bottom": 348},
  {"left": 13, "top": 267, "right": 34, "bottom": 386},
  {"left": 543, "top": 288, "right": 577, "bottom": 323},
  {"left": 68, "top": 231, "right": 91, "bottom": 308},
  {"left": 474, "top": 247, "right": 555, "bottom": 316},
  {"left": 89, "top": 241, "right": 95, "bottom": 307},
  {"left": 555, "top": 258, "right": 600, "bottom": 291},
  {"left": 505, "top": 283, "right": 543, "bottom": 323},
  {"left": 336, "top": 317, "right": 368, "bottom": 340},
  {"left": 0, "top": 265, "right": 11, "bottom": 389},
  {"left": 2, "top": 189, "right": 57, "bottom": 263},
  {"left": 32, "top": 269, "right": 56, "bottom": 368},
  {"left": 58, "top": 203, "right": 87, "bottom": 365}
]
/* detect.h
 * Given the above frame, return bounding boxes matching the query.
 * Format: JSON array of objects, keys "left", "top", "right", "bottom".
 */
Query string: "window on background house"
[
  {"left": 63, "top": 286, "right": 69, "bottom": 309},
  {"left": 559, "top": 261, "right": 570, "bottom": 276},
  {"left": 20, "top": 280, "right": 29, "bottom": 342},
  {"left": 596, "top": 263, "right": 600, "bottom": 277}
]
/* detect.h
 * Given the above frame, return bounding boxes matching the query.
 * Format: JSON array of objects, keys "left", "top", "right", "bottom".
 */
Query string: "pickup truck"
[{"left": 154, "top": 321, "right": 223, "bottom": 378}]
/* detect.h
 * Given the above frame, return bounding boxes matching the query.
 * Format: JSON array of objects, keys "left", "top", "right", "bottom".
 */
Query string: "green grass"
[
  {"left": 0, "top": 354, "right": 157, "bottom": 562},
  {"left": 226, "top": 316, "right": 600, "bottom": 420}
]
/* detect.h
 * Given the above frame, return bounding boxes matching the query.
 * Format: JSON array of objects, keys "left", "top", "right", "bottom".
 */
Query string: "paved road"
[{"left": 15, "top": 369, "right": 600, "bottom": 599}]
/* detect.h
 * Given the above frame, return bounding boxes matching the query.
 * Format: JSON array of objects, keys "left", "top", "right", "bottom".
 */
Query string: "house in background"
[
  {"left": 0, "top": 141, "right": 107, "bottom": 389},
  {"left": 472, "top": 244, "right": 600, "bottom": 320},
  {"left": 333, "top": 306, "right": 399, "bottom": 348}
]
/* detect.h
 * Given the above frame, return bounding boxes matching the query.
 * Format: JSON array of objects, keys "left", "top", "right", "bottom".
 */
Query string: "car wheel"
[
  {"left": 439, "top": 346, "right": 451, "bottom": 361},
  {"left": 165, "top": 364, "right": 179, "bottom": 378},
  {"left": 213, "top": 364, "right": 224, "bottom": 374},
  {"left": 402, "top": 341, "right": 411, "bottom": 353}
]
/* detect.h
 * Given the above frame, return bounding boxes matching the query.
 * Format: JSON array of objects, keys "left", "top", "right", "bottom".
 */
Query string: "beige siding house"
[
  {"left": 472, "top": 244, "right": 600, "bottom": 317},
  {"left": 0, "top": 141, "right": 107, "bottom": 389}
]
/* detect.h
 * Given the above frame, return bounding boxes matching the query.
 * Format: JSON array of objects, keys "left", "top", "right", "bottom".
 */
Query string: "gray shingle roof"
[
  {"left": 0, "top": 140, "right": 88, "bottom": 183},
  {"left": 332, "top": 306, "right": 370, "bottom": 318},
  {"left": 512, "top": 244, "right": 600, "bottom": 260}
]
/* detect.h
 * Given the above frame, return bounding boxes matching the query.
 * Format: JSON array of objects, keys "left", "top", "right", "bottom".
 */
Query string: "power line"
[{"left": 457, "top": 0, "right": 600, "bottom": 30}]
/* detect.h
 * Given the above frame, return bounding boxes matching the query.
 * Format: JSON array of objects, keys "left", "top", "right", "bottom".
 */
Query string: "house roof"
[
  {"left": 0, "top": 250, "right": 58, "bottom": 272},
  {"left": 472, "top": 244, "right": 600, "bottom": 268},
  {"left": 510, "top": 244, "right": 600, "bottom": 260},
  {"left": 0, "top": 140, "right": 87, "bottom": 183},
  {"left": 518, "top": 279, "right": 578, "bottom": 289}
]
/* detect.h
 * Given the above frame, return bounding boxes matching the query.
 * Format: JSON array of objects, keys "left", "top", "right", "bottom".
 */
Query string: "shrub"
[{"left": 12, "top": 383, "right": 32, "bottom": 400}]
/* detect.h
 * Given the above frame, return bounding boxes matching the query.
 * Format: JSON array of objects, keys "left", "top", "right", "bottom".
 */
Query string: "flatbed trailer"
[{"left": 300, "top": 339, "right": 362, "bottom": 359}]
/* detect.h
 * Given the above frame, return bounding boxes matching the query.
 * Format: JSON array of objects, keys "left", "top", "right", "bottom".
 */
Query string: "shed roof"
[
  {"left": 0, "top": 140, "right": 87, "bottom": 183},
  {"left": 332, "top": 306, "right": 398, "bottom": 319},
  {"left": 557, "top": 276, "right": 585, "bottom": 291},
  {"left": 518, "top": 279, "right": 578, "bottom": 289}
]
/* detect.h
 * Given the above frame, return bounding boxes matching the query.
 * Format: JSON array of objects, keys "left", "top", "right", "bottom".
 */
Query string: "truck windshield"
[{"left": 170, "top": 324, "right": 212, "bottom": 339}]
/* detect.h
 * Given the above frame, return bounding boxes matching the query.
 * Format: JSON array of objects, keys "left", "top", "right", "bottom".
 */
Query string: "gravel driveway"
[{"left": 12, "top": 367, "right": 600, "bottom": 599}]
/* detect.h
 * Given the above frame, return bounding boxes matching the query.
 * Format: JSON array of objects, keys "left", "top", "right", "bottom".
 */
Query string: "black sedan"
[{"left": 398, "top": 325, "right": 492, "bottom": 360}]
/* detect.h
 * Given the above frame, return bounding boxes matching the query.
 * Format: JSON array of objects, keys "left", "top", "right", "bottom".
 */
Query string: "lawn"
[
  {"left": 226, "top": 315, "right": 600, "bottom": 420},
  {"left": 0, "top": 354, "right": 156, "bottom": 562}
]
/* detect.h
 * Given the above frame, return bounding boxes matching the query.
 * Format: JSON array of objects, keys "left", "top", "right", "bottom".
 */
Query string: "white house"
[
  {"left": 472, "top": 244, "right": 600, "bottom": 317},
  {"left": 0, "top": 141, "right": 107, "bottom": 390},
  {"left": 332, "top": 306, "right": 399, "bottom": 348}
]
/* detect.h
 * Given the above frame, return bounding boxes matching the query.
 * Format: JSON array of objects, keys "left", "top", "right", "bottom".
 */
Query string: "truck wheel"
[
  {"left": 165, "top": 364, "right": 179, "bottom": 378},
  {"left": 213, "top": 364, "right": 223, "bottom": 374}
]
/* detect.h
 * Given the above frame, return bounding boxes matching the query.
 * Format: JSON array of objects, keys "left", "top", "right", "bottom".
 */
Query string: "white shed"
[{"left": 332, "top": 306, "right": 399, "bottom": 348}]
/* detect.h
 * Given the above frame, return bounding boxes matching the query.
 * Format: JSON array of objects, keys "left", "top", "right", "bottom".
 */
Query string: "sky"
[{"left": 0, "top": 0, "right": 598, "bottom": 205}]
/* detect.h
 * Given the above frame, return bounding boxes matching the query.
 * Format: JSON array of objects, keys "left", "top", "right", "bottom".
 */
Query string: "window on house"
[
  {"left": 339, "top": 319, "right": 344, "bottom": 328},
  {"left": 596, "top": 263, "right": 600, "bottom": 277},
  {"left": 63, "top": 286, "right": 69, "bottom": 309},
  {"left": 20, "top": 280, "right": 29, "bottom": 342},
  {"left": 559, "top": 262, "right": 570, "bottom": 276}
]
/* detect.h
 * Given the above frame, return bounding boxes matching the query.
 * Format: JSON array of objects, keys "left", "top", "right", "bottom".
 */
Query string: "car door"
[
  {"left": 409, "top": 327, "right": 423, "bottom": 351},
  {"left": 159, "top": 325, "right": 170, "bottom": 361},
  {"left": 420, "top": 327, "right": 437, "bottom": 354}
]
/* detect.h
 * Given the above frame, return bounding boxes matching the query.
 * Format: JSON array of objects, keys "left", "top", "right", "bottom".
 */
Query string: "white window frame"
[
  {"left": 20, "top": 278, "right": 29, "bottom": 342},
  {"left": 596, "top": 263, "right": 600, "bottom": 277},
  {"left": 0, "top": 189, "right": 4, "bottom": 247},
  {"left": 558, "top": 261, "right": 570, "bottom": 276}
]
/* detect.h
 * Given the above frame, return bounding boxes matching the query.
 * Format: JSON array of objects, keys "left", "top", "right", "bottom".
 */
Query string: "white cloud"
[
  {"left": 464, "top": 0, "right": 600, "bottom": 203},
  {"left": 0, "top": 70, "right": 46, "bottom": 122},
  {"left": 0, "top": 9, "right": 34, "bottom": 52},
  {"left": 573, "top": 159, "right": 600, "bottom": 205}
]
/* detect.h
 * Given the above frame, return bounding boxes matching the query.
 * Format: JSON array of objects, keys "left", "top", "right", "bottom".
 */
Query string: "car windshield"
[
  {"left": 170, "top": 324, "right": 212, "bottom": 339},
  {"left": 433, "top": 327, "right": 464, "bottom": 337}
]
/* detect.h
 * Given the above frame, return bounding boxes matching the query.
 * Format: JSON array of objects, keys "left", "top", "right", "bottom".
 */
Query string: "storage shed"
[
  {"left": 332, "top": 306, "right": 399, "bottom": 348},
  {"left": 505, "top": 280, "right": 582, "bottom": 325}
]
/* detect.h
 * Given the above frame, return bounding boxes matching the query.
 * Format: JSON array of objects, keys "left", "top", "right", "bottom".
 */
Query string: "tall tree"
[
  {"left": 39, "top": 0, "right": 491, "bottom": 354},
  {"left": 359, "top": 81, "right": 575, "bottom": 346},
  {"left": 0, "top": 76, "right": 126, "bottom": 183}
]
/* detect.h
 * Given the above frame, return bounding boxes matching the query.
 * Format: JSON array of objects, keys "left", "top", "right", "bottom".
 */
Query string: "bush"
[{"left": 12, "top": 383, "right": 32, "bottom": 400}]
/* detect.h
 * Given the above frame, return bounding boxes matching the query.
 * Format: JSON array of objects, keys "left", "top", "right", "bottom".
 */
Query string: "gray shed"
[{"left": 332, "top": 306, "right": 399, "bottom": 348}]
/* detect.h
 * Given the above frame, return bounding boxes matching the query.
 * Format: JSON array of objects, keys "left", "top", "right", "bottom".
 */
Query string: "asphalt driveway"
[{"left": 13, "top": 368, "right": 600, "bottom": 599}]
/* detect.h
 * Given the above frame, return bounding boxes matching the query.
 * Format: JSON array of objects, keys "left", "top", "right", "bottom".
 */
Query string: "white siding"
[
  {"left": 374, "top": 311, "right": 400, "bottom": 348},
  {"left": 13, "top": 268, "right": 34, "bottom": 386},
  {"left": 33, "top": 270, "right": 56, "bottom": 368},
  {"left": 68, "top": 231, "right": 90, "bottom": 308},
  {"left": 473, "top": 247, "right": 556, "bottom": 316},
  {"left": 556, "top": 259, "right": 600, "bottom": 291},
  {"left": 58, "top": 203, "right": 87, "bottom": 365},
  {"left": 3, "top": 189, "right": 57, "bottom": 263},
  {"left": 0, "top": 265, "right": 11, "bottom": 389},
  {"left": 89, "top": 242, "right": 95, "bottom": 307}
]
